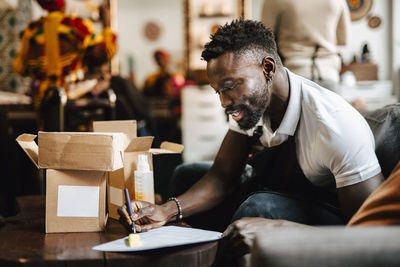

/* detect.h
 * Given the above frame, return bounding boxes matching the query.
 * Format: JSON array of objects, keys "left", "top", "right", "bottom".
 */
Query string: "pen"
[{"left": 124, "top": 188, "right": 136, "bottom": 233}]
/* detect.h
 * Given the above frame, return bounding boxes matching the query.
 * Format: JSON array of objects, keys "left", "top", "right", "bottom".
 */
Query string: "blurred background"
[{"left": 0, "top": 0, "right": 398, "bottom": 217}]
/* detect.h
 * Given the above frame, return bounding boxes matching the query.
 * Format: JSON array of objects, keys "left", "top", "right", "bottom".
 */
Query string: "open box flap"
[
  {"left": 93, "top": 120, "right": 137, "bottom": 150},
  {"left": 150, "top": 142, "right": 184, "bottom": 154},
  {"left": 125, "top": 136, "right": 154, "bottom": 152},
  {"left": 16, "top": 134, "right": 39, "bottom": 168},
  {"left": 37, "top": 131, "right": 125, "bottom": 171}
]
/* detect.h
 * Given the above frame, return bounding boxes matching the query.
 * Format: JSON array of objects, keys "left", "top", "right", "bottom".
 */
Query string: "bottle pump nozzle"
[{"left": 137, "top": 154, "right": 150, "bottom": 172}]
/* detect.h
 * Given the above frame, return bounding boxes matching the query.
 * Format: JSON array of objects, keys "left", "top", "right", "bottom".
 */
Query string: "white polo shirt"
[{"left": 229, "top": 69, "right": 381, "bottom": 189}]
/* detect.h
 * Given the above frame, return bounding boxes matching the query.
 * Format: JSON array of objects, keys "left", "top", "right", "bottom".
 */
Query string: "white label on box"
[
  {"left": 57, "top": 185, "right": 99, "bottom": 217},
  {"left": 109, "top": 186, "right": 123, "bottom": 206}
]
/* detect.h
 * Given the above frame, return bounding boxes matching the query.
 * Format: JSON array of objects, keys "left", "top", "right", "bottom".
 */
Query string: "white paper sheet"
[
  {"left": 92, "top": 226, "right": 222, "bottom": 252},
  {"left": 57, "top": 185, "right": 99, "bottom": 217}
]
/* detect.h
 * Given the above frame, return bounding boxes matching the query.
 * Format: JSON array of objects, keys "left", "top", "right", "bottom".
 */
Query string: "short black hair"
[{"left": 201, "top": 19, "right": 281, "bottom": 65}]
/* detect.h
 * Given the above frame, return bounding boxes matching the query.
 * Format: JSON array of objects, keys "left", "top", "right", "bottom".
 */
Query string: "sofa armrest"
[{"left": 251, "top": 226, "right": 400, "bottom": 267}]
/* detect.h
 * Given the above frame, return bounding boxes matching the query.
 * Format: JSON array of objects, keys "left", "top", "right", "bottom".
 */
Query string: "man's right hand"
[{"left": 118, "top": 200, "right": 168, "bottom": 232}]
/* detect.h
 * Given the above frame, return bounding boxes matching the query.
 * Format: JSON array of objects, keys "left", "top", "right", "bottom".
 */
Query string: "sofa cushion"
[
  {"left": 251, "top": 226, "right": 400, "bottom": 267},
  {"left": 362, "top": 104, "right": 400, "bottom": 178}
]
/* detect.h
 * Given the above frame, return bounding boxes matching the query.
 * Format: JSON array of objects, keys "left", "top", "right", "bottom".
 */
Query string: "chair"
[
  {"left": 40, "top": 86, "right": 116, "bottom": 132},
  {"left": 147, "top": 96, "right": 181, "bottom": 146}
]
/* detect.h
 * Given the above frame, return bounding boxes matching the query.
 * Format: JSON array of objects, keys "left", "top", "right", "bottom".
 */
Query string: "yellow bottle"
[{"left": 134, "top": 154, "right": 155, "bottom": 204}]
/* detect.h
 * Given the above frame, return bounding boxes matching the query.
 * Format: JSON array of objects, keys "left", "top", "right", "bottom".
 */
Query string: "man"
[{"left": 119, "top": 20, "right": 383, "bottom": 260}]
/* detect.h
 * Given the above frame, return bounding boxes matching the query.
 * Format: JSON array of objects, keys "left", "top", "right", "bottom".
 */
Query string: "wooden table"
[{"left": 0, "top": 196, "right": 218, "bottom": 267}]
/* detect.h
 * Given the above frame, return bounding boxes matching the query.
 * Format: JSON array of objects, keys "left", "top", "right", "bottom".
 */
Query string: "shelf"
[
  {"left": 198, "top": 13, "right": 232, "bottom": 18},
  {"left": 184, "top": 0, "right": 248, "bottom": 78}
]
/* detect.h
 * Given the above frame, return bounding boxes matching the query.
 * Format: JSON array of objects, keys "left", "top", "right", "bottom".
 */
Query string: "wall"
[
  {"left": 392, "top": 0, "right": 400, "bottom": 97},
  {"left": 338, "top": 0, "right": 391, "bottom": 81},
  {"left": 0, "top": 0, "right": 17, "bottom": 8},
  {"left": 117, "top": 0, "right": 184, "bottom": 89}
]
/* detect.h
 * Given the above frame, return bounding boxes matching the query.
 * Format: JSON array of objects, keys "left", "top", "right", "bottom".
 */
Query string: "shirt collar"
[{"left": 275, "top": 68, "right": 302, "bottom": 136}]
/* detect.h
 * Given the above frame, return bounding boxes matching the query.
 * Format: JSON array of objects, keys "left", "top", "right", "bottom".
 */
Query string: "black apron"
[{"left": 247, "top": 129, "right": 340, "bottom": 210}]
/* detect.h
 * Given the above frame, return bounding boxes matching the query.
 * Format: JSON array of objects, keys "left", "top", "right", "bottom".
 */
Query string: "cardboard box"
[
  {"left": 341, "top": 62, "right": 378, "bottom": 81},
  {"left": 93, "top": 120, "right": 183, "bottom": 219},
  {"left": 17, "top": 132, "right": 127, "bottom": 171},
  {"left": 15, "top": 132, "right": 125, "bottom": 233},
  {"left": 38, "top": 131, "right": 127, "bottom": 171},
  {"left": 45, "top": 169, "right": 107, "bottom": 233}
]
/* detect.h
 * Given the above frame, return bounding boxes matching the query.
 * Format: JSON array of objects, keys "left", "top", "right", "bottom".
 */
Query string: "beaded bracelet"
[{"left": 167, "top": 197, "right": 183, "bottom": 222}]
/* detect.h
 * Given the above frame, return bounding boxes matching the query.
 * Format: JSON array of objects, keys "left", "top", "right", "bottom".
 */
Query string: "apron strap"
[{"left": 311, "top": 45, "right": 323, "bottom": 82}]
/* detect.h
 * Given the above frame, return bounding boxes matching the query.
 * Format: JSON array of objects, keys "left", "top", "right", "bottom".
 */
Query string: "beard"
[{"left": 225, "top": 84, "right": 269, "bottom": 131}]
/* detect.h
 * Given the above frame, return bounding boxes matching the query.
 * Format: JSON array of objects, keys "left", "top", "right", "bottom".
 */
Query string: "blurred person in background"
[
  {"left": 261, "top": 0, "right": 351, "bottom": 93},
  {"left": 143, "top": 49, "right": 186, "bottom": 144},
  {"left": 143, "top": 49, "right": 185, "bottom": 99}
]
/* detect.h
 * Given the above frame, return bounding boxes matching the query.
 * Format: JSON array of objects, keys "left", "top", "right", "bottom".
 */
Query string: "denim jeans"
[{"left": 232, "top": 191, "right": 344, "bottom": 225}]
